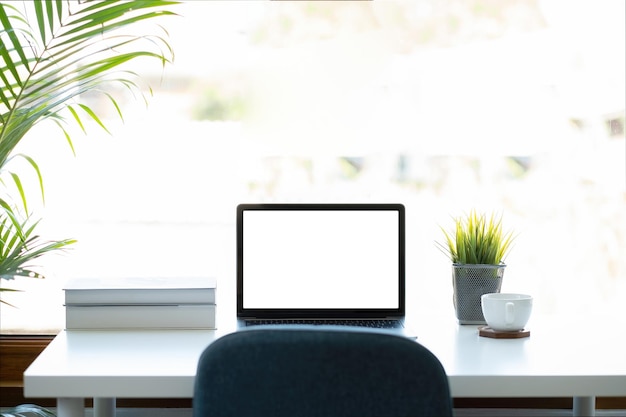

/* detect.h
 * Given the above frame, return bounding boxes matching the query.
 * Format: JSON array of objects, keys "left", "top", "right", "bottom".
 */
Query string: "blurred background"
[{"left": 1, "top": 0, "right": 624, "bottom": 332}]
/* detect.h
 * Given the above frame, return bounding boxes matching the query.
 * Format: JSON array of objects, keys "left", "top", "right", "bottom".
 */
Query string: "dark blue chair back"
[{"left": 193, "top": 328, "right": 453, "bottom": 417}]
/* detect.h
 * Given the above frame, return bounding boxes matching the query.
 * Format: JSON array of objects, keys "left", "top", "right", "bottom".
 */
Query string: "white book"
[
  {"left": 64, "top": 277, "right": 216, "bottom": 305},
  {"left": 65, "top": 304, "right": 216, "bottom": 330}
]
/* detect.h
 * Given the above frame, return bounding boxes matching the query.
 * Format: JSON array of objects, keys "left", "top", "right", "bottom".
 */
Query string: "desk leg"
[
  {"left": 94, "top": 397, "right": 116, "bottom": 417},
  {"left": 573, "top": 396, "right": 595, "bottom": 417},
  {"left": 57, "top": 398, "right": 84, "bottom": 417}
]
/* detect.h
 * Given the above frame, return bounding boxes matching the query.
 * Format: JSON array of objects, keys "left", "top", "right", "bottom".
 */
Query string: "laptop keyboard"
[{"left": 245, "top": 319, "right": 403, "bottom": 329}]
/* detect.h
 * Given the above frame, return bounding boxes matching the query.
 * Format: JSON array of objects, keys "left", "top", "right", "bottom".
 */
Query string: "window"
[{"left": 1, "top": 0, "right": 624, "bottom": 333}]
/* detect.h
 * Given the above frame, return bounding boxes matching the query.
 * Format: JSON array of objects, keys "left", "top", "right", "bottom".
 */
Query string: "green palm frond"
[
  {"left": 0, "top": 201, "right": 75, "bottom": 305},
  {"left": 0, "top": 1, "right": 177, "bottom": 305},
  {"left": 436, "top": 210, "right": 515, "bottom": 265},
  {"left": 0, "top": 0, "right": 178, "bottom": 168}
]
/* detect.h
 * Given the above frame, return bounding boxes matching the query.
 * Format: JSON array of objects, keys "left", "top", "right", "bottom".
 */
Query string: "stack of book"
[{"left": 63, "top": 277, "right": 217, "bottom": 330}]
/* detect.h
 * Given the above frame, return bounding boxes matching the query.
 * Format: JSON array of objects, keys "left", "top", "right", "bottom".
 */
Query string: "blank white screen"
[{"left": 243, "top": 210, "right": 399, "bottom": 309}]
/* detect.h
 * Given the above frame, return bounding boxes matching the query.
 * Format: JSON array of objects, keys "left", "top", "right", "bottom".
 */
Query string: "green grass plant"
[{"left": 437, "top": 210, "right": 515, "bottom": 265}]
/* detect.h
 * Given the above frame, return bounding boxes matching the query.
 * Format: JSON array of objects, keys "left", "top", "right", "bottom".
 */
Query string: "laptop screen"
[{"left": 237, "top": 204, "right": 405, "bottom": 318}]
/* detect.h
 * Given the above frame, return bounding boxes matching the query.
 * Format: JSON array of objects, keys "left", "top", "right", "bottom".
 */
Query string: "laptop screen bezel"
[{"left": 236, "top": 203, "right": 406, "bottom": 319}]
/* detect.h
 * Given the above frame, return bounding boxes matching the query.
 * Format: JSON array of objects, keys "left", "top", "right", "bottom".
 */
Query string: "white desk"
[{"left": 24, "top": 314, "right": 626, "bottom": 417}]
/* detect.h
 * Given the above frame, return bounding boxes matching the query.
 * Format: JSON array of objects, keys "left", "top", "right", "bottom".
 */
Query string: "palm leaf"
[
  {"left": 0, "top": 0, "right": 178, "bottom": 305},
  {"left": 0, "top": 205, "right": 75, "bottom": 305},
  {"left": 1, "top": 0, "right": 178, "bottom": 175}
]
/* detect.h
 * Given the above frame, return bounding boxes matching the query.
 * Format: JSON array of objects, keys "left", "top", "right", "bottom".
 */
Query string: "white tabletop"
[
  {"left": 24, "top": 329, "right": 217, "bottom": 398},
  {"left": 24, "top": 313, "right": 626, "bottom": 399},
  {"left": 415, "top": 314, "right": 626, "bottom": 398}
]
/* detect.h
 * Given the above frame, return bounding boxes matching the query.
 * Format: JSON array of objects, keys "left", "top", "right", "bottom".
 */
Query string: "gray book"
[
  {"left": 65, "top": 304, "right": 216, "bottom": 330},
  {"left": 64, "top": 277, "right": 216, "bottom": 305}
]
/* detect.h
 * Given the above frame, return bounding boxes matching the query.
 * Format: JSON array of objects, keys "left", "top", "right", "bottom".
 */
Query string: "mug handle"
[{"left": 505, "top": 302, "right": 515, "bottom": 325}]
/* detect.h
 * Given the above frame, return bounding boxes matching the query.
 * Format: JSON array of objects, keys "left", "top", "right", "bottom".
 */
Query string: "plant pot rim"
[{"left": 452, "top": 263, "right": 506, "bottom": 268}]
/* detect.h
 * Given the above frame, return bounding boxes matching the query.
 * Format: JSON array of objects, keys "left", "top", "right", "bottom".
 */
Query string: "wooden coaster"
[{"left": 478, "top": 326, "right": 530, "bottom": 339}]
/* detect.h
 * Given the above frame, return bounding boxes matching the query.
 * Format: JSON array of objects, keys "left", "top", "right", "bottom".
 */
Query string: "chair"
[{"left": 193, "top": 328, "right": 453, "bottom": 417}]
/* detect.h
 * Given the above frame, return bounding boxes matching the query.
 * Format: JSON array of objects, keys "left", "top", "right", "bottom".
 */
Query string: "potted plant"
[
  {"left": 437, "top": 210, "right": 515, "bottom": 324},
  {"left": 0, "top": 0, "right": 177, "bottom": 306},
  {"left": 0, "top": 1, "right": 177, "bottom": 413}
]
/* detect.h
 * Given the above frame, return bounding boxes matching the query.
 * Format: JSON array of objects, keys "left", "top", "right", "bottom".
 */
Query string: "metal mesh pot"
[{"left": 452, "top": 264, "right": 505, "bottom": 324}]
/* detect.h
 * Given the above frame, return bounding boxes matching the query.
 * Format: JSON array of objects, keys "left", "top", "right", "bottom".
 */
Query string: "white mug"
[{"left": 481, "top": 293, "right": 533, "bottom": 331}]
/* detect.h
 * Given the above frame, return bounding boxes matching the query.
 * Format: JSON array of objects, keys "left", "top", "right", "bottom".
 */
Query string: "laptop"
[{"left": 236, "top": 203, "right": 415, "bottom": 338}]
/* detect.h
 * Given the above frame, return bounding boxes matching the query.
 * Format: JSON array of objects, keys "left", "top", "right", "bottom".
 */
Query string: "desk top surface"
[{"left": 24, "top": 311, "right": 626, "bottom": 399}]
